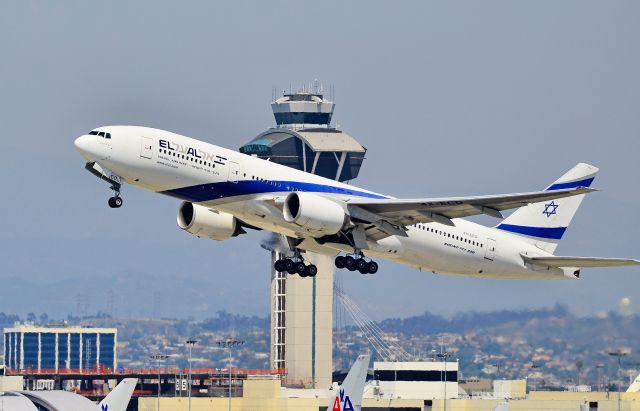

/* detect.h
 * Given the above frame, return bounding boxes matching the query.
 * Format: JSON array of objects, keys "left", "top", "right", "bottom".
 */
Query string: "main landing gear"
[
  {"left": 274, "top": 257, "right": 318, "bottom": 278},
  {"left": 334, "top": 254, "right": 378, "bottom": 274}
]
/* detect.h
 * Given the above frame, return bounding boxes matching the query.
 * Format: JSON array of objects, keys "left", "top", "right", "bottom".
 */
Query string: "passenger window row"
[
  {"left": 250, "top": 175, "right": 302, "bottom": 191},
  {"left": 159, "top": 148, "right": 216, "bottom": 168},
  {"left": 415, "top": 223, "right": 483, "bottom": 247}
]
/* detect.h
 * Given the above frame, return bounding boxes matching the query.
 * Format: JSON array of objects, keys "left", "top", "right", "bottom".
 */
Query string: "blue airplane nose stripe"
[
  {"left": 546, "top": 177, "right": 594, "bottom": 191},
  {"left": 496, "top": 224, "right": 566, "bottom": 240},
  {"left": 160, "top": 180, "right": 388, "bottom": 202}
]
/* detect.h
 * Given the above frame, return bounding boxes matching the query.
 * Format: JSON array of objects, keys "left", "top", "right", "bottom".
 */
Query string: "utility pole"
[
  {"left": 437, "top": 352, "right": 452, "bottom": 411},
  {"left": 217, "top": 339, "right": 245, "bottom": 411},
  {"left": 149, "top": 353, "right": 168, "bottom": 411},
  {"left": 608, "top": 351, "right": 627, "bottom": 411},
  {"left": 185, "top": 339, "right": 197, "bottom": 411},
  {"left": 596, "top": 364, "right": 605, "bottom": 392}
]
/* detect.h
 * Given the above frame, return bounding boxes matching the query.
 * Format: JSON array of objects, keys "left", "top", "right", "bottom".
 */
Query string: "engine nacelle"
[
  {"left": 177, "top": 202, "right": 238, "bottom": 241},
  {"left": 283, "top": 192, "right": 348, "bottom": 236}
]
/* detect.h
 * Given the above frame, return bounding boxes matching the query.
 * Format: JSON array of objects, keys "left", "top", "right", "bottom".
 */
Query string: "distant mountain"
[{"left": 377, "top": 304, "right": 570, "bottom": 334}]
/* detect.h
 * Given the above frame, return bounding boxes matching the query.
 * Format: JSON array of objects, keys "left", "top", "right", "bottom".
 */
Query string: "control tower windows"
[{"left": 274, "top": 112, "right": 332, "bottom": 126}]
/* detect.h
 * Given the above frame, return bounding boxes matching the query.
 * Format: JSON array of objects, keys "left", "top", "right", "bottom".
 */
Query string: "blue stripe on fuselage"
[
  {"left": 546, "top": 177, "right": 594, "bottom": 191},
  {"left": 496, "top": 224, "right": 566, "bottom": 240},
  {"left": 159, "top": 180, "right": 388, "bottom": 203}
]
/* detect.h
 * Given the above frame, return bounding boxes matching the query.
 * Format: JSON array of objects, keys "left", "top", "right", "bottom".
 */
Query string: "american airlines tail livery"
[
  {"left": 74, "top": 126, "right": 639, "bottom": 279},
  {"left": 328, "top": 354, "right": 369, "bottom": 411}
]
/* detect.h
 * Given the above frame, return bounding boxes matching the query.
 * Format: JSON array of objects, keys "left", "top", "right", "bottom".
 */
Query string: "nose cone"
[{"left": 74, "top": 135, "right": 96, "bottom": 161}]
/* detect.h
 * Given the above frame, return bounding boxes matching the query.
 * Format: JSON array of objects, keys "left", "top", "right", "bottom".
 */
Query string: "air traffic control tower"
[{"left": 240, "top": 83, "right": 366, "bottom": 388}]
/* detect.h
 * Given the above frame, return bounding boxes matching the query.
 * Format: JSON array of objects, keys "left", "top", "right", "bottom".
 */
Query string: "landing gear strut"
[
  {"left": 84, "top": 162, "right": 124, "bottom": 209},
  {"left": 273, "top": 236, "right": 319, "bottom": 278},
  {"left": 335, "top": 254, "right": 378, "bottom": 274}
]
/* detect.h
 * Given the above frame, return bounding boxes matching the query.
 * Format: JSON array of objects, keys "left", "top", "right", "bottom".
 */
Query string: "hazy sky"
[{"left": 1, "top": 1, "right": 639, "bottom": 320}]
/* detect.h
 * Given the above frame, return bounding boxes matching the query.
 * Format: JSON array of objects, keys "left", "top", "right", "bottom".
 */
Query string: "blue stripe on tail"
[
  {"left": 496, "top": 224, "right": 566, "bottom": 240},
  {"left": 546, "top": 177, "right": 594, "bottom": 191}
]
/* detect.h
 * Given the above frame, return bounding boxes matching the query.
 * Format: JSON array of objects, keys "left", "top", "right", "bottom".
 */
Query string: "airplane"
[
  {"left": 74, "top": 126, "right": 640, "bottom": 279},
  {"left": 327, "top": 354, "right": 369, "bottom": 411},
  {"left": 628, "top": 373, "right": 640, "bottom": 393},
  {"left": 0, "top": 378, "right": 137, "bottom": 411},
  {"left": 97, "top": 378, "right": 137, "bottom": 411}
]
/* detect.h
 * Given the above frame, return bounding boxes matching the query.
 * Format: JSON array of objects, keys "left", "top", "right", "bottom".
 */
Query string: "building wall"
[
  {"left": 3, "top": 326, "right": 117, "bottom": 372},
  {"left": 282, "top": 253, "right": 333, "bottom": 389},
  {"left": 0, "top": 375, "right": 24, "bottom": 391},
  {"left": 374, "top": 361, "right": 459, "bottom": 400},
  {"left": 137, "top": 379, "right": 640, "bottom": 411}
]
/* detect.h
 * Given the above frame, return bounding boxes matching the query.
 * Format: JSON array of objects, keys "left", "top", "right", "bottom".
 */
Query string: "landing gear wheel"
[
  {"left": 344, "top": 256, "right": 356, "bottom": 271},
  {"left": 108, "top": 196, "right": 123, "bottom": 208},
  {"left": 356, "top": 258, "right": 368, "bottom": 272},
  {"left": 274, "top": 260, "right": 285, "bottom": 272},
  {"left": 299, "top": 267, "right": 309, "bottom": 278},
  {"left": 307, "top": 264, "right": 318, "bottom": 277},
  {"left": 284, "top": 259, "right": 296, "bottom": 274},
  {"left": 334, "top": 256, "right": 345, "bottom": 269},
  {"left": 294, "top": 261, "right": 306, "bottom": 275},
  {"left": 367, "top": 261, "right": 379, "bottom": 274}
]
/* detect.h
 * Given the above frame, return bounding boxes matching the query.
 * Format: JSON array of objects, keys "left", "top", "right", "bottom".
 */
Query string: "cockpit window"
[{"left": 88, "top": 130, "right": 111, "bottom": 139}]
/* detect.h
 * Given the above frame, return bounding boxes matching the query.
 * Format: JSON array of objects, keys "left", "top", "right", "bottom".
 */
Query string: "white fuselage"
[{"left": 74, "top": 126, "right": 576, "bottom": 280}]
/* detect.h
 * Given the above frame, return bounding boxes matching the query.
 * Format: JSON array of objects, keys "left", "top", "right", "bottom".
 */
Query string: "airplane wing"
[
  {"left": 344, "top": 187, "right": 594, "bottom": 239},
  {"left": 521, "top": 255, "right": 640, "bottom": 268}
]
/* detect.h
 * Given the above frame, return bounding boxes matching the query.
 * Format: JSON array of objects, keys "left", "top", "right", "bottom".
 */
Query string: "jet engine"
[
  {"left": 177, "top": 202, "right": 239, "bottom": 241},
  {"left": 283, "top": 192, "right": 348, "bottom": 236}
]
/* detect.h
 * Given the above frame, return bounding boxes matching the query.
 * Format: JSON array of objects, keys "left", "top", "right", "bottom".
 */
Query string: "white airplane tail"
[
  {"left": 628, "top": 373, "right": 640, "bottom": 392},
  {"left": 98, "top": 378, "right": 137, "bottom": 411},
  {"left": 496, "top": 163, "right": 598, "bottom": 253},
  {"left": 327, "top": 354, "right": 370, "bottom": 411}
]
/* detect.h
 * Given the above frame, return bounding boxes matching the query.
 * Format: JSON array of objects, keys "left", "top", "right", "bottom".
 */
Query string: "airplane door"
[
  {"left": 484, "top": 238, "right": 496, "bottom": 261},
  {"left": 228, "top": 161, "right": 240, "bottom": 183},
  {"left": 140, "top": 137, "right": 153, "bottom": 159}
]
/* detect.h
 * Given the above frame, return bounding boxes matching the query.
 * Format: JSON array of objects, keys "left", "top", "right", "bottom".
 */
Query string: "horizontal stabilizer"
[{"left": 521, "top": 255, "right": 640, "bottom": 268}]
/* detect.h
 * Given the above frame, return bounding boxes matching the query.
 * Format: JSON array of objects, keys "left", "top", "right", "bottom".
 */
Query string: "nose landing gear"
[{"left": 84, "top": 162, "right": 124, "bottom": 209}]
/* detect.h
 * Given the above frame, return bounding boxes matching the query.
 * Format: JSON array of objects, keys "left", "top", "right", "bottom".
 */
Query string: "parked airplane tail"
[
  {"left": 98, "top": 378, "right": 138, "bottom": 411},
  {"left": 327, "top": 354, "right": 370, "bottom": 411},
  {"left": 496, "top": 163, "right": 598, "bottom": 253},
  {"left": 628, "top": 373, "right": 640, "bottom": 392}
]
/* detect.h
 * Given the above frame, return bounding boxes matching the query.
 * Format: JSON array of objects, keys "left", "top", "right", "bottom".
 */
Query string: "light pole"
[
  {"left": 217, "top": 340, "right": 245, "bottom": 411},
  {"left": 492, "top": 362, "right": 502, "bottom": 377},
  {"left": 528, "top": 363, "right": 541, "bottom": 392},
  {"left": 437, "top": 352, "right": 452, "bottom": 411},
  {"left": 149, "top": 353, "right": 168, "bottom": 411},
  {"left": 595, "top": 363, "right": 605, "bottom": 391},
  {"left": 609, "top": 351, "right": 627, "bottom": 411},
  {"left": 185, "top": 339, "right": 197, "bottom": 411}
]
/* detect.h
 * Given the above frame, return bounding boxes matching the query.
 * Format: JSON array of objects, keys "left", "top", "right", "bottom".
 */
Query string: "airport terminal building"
[{"left": 3, "top": 324, "right": 117, "bottom": 372}]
